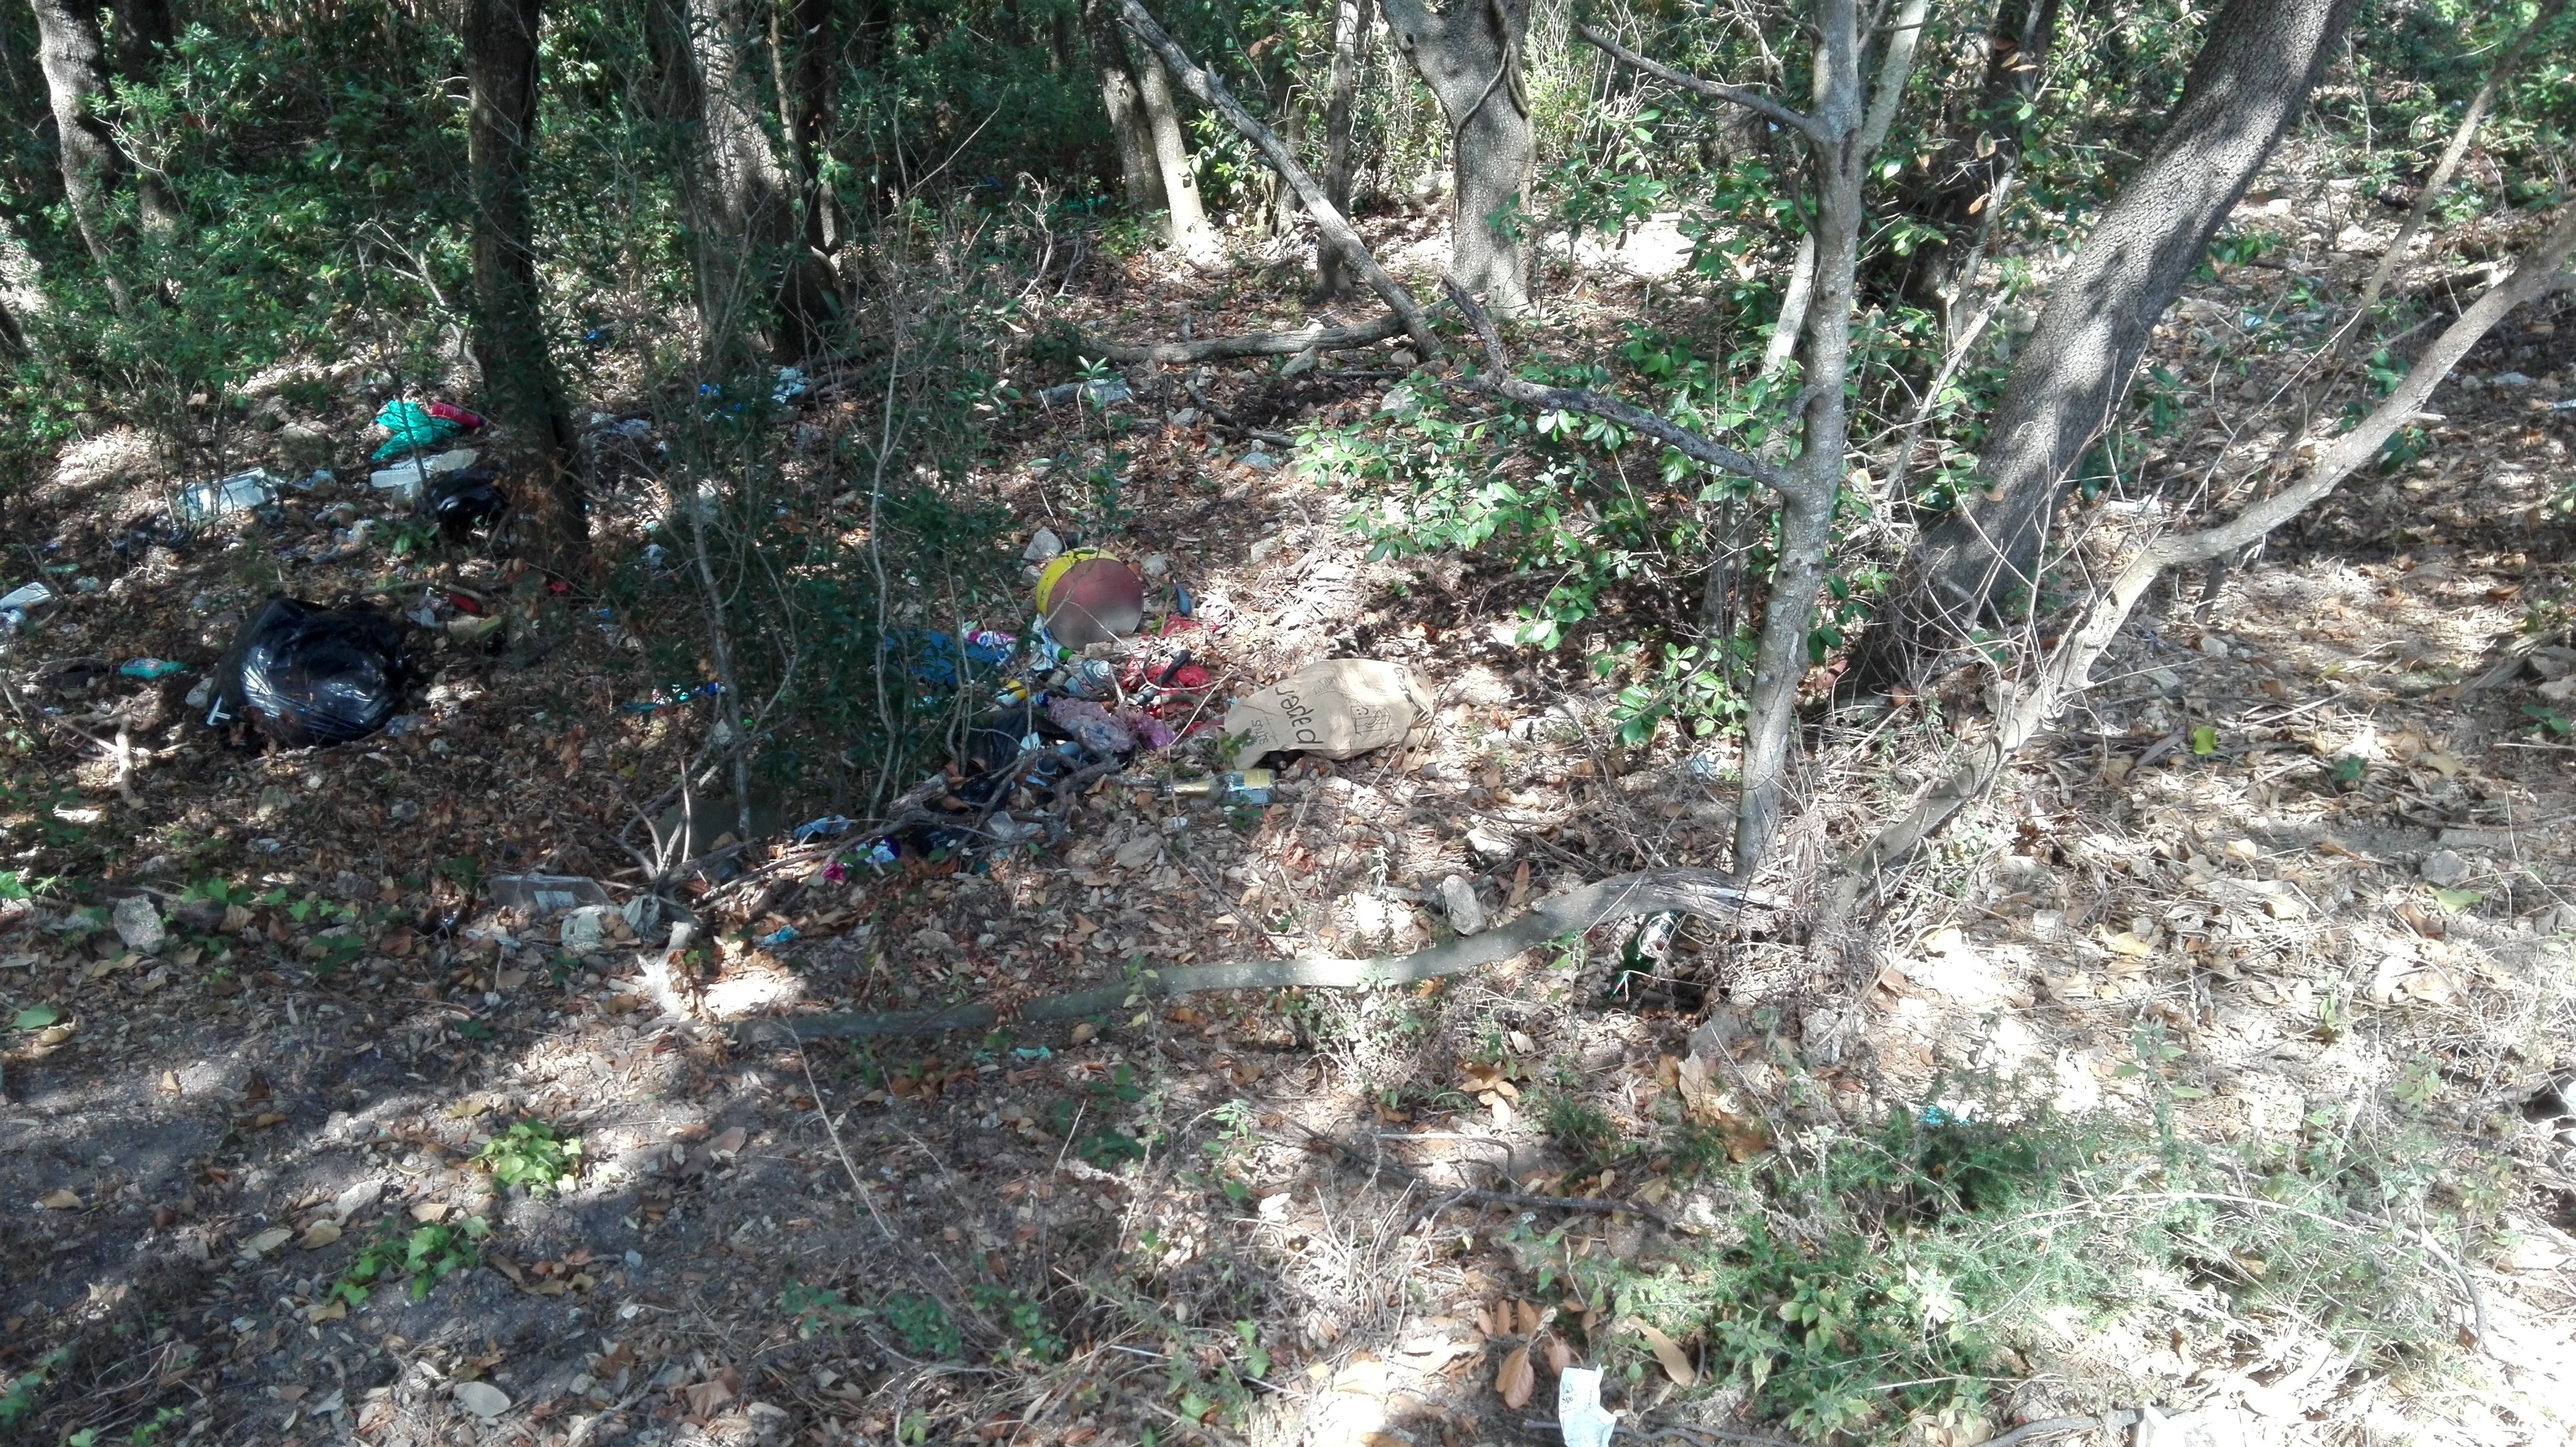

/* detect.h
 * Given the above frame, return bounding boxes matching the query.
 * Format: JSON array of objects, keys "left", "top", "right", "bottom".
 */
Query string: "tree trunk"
[
  {"left": 1133, "top": 40, "right": 1216, "bottom": 254},
  {"left": 28, "top": 0, "right": 131, "bottom": 307},
  {"left": 460, "top": 0, "right": 581, "bottom": 561},
  {"left": 1318, "top": 0, "right": 1372, "bottom": 298},
  {"left": 1382, "top": 0, "right": 1533, "bottom": 315},
  {"left": 107, "top": 0, "right": 181, "bottom": 234},
  {"left": 781, "top": 0, "right": 840, "bottom": 260},
  {"left": 1093, "top": 17, "right": 1165, "bottom": 216},
  {"left": 649, "top": 0, "right": 837, "bottom": 364},
  {"left": 1899, "top": 0, "right": 2060, "bottom": 314},
  {"left": 1862, "top": 0, "right": 2362, "bottom": 686}
]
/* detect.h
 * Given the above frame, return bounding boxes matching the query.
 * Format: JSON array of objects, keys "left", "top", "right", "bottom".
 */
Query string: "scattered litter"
[
  {"left": 118, "top": 658, "right": 186, "bottom": 680},
  {"left": 1022, "top": 527, "right": 1066, "bottom": 564},
  {"left": 2491, "top": 371, "right": 2532, "bottom": 387},
  {"left": 1139, "top": 552, "right": 1172, "bottom": 579},
  {"left": 755, "top": 925, "right": 799, "bottom": 948},
  {"left": 206, "top": 597, "right": 409, "bottom": 746},
  {"left": 1046, "top": 696, "right": 1135, "bottom": 756},
  {"left": 623, "top": 681, "right": 724, "bottom": 713},
  {"left": 1063, "top": 657, "right": 1118, "bottom": 700},
  {"left": 1037, "top": 377, "right": 1131, "bottom": 409},
  {"left": 490, "top": 873, "right": 611, "bottom": 916},
  {"left": 422, "top": 470, "right": 505, "bottom": 536},
  {"left": 370, "top": 400, "right": 464, "bottom": 459},
  {"left": 1172, "top": 768, "right": 1273, "bottom": 804},
  {"left": 1556, "top": 1367, "right": 1617, "bottom": 1447},
  {"left": 370, "top": 447, "right": 479, "bottom": 501},
  {"left": 1224, "top": 658, "right": 1435, "bottom": 763},
  {"left": 1033, "top": 551, "right": 1144, "bottom": 647},
  {"left": 892, "top": 628, "right": 1017, "bottom": 689},
  {"left": 772, "top": 365, "right": 809, "bottom": 404},
  {"left": 1, "top": 581, "right": 56, "bottom": 616},
  {"left": 560, "top": 904, "right": 616, "bottom": 955},
  {"left": 424, "top": 400, "right": 485, "bottom": 430},
  {"left": 173, "top": 469, "right": 280, "bottom": 525},
  {"left": 792, "top": 815, "right": 855, "bottom": 843}
]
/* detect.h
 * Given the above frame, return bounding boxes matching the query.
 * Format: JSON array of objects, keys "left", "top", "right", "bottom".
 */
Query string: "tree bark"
[
  {"left": 1318, "top": 0, "right": 1373, "bottom": 298},
  {"left": 1863, "top": 0, "right": 2362, "bottom": 688},
  {"left": 1898, "top": 0, "right": 2060, "bottom": 315},
  {"left": 781, "top": 0, "right": 839, "bottom": 260},
  {"left": 649, "top": 0, "right": 837, "bottom": 364},
  {"left": 1381, "top": 0, "right": 1533, "bottom": 315},
  {"left": 1089, "top": 4, "right": 1167, "bottom": 217},
  {"left": 28, "top": 0, "right": 131, "bottom": 307},
  {"left": 106, "top": 0, "right": 181, "bottom": 235},
  {"left": 460, "top": 0, "right": 582, "bottom": 561},
  {"left": 1132, "top": 34, "right": 1216, "bottom": 254}
]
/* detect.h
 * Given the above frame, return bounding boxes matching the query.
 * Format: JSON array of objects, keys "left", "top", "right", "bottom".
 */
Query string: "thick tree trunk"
[
  {"left": 650, "top": 0, "right": 837, "bottom": 363},
  {"left": 1382, "top": 0, "right": 1532, "bottom": 315},
  {"left": 1318, "top": 0, "right": 1372, "bottom": 298},
  {"left": 460, "top": 0, "right": 581, "bottom": 560},
  {"left": 1087, "top": 0, "right": 1165, "bottom": 216},
  {"left": 28, "top": 0, "right": 131, "bottom": 306},
  {"left": 1133, "top": 40, "right": 1216, "bottom": 253},
  {"left": 1862, "top": 0, "right": 2362, "bottom": 686}
]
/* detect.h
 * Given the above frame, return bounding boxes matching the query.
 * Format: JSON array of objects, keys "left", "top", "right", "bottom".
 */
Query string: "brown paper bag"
[{"left": 1224, "top": 660, "right": 1434, "bottom": 762}]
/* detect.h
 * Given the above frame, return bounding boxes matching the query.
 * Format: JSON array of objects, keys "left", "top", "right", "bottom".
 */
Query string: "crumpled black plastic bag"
[
  {"left": 207, "top": 596, "right": 408, "bottom": 746},
  {"left": 421, "top": 468, "right": 505, "bottom": 539}
]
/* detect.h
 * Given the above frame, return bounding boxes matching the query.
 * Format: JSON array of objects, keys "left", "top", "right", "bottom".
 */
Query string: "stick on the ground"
[
  {"left": 1443, "top": 279, "right": 1791, "bottom": 494},
  {"left": 746, "top": 867, "right": 1782, "bottom": 1041},
  {"left": 1117, "top": 0, "right": 1441, "bottom": 359},
  {"left": 1829, "top": 206, "right": 2576, "bottom": 914},
  {"left": 1300, "top": 1126, "right": 1677, "bottom": 1229},
  {"left": 1576, "top": 22, "right": 1824, "bottom": 145},
  {"left": 1079, "top": 310, "right": 1407, "bottom": 365}
]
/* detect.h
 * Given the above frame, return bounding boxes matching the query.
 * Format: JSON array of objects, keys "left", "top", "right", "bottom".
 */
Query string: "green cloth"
[{"left": 371, "top": 400, "right": 461, "bottom": 460}]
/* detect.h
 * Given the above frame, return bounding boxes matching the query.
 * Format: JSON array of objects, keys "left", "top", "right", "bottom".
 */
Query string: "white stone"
[
  {"left": 1438, "top": 875, "right": 1487, "bottom": 936},
  {"left": 113, "top": 896, "right": 166, "bottom": 955}
]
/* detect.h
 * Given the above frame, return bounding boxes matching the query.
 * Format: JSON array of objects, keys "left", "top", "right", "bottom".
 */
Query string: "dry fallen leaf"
[
  {"left": 243, "top": 1226, "right": 293, "bottom": 1256},
  {"left": 681, "top": 1376, "right": 736, "bottom": 1416},
  {"left": 1546, "top": 1336, "right": 1573, "bottom": 1375},
  {"left": 299, "top": 1220, "right": 343, "bottom": 1249},
  {"left": 1629, "top": 1320, "right": 1697, "bottom": 1387},
  {"left": 305, "top": 1299, "right": 347, "bottom": 1323},
  {"left": 1516, "top": 1298, "right": 1543, "bottom": 1337},
  {"left": 411, "top": 1200, "right": 450, "bottom": 1223},
  {"left": 40, "top": 1188, "right": 82, "bottom": 1210},
  {"left": 1494, "top": 1343, "right": 1536, "bottom": 1409}
]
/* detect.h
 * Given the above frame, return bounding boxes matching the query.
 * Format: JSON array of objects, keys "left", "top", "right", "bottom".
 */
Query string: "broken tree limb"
[
  {"left": 1576, "top": 22, "right": 1825, "bottom": 146},
  {"left": 1117, "top": 0, "right": 1442, "bottom": 359},
  {"left": 1827, "top": 205, "right": 2576, "bottom": 919},
  {"left": 1442, "top": 279, "right": 1791, "bottom": 495},
  {"left": 1077, "top": 309, "right": 1406, "bottom": 364},
  {"left": 744, "top": 867, "right": 1783, "bottom": 1041}
]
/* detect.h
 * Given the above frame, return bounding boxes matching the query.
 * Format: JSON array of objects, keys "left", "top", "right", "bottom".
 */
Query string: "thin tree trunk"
[
  {"left": 1133, "top": 40, "right": 1216, "bottom": 254},
  {"left": 1381, "top": 0, "right": 1533, "bottom": 316},
  {"left": 782, "top": 0, "right": 839, "bottom": 260},
  {"left": 650, "top": 0, "right": 836, "bottom": 363},
  {"left": 460, "top": 0, "right": 581, "bottom": 561},
  {"left": 1318, "top": 0, "right": 1373, "bottom": 298},
  {"left": 107, "top": 0, "right": 180, "bottom": 234},
  {"left": 28, "top": 0, "right": 133, "bottom": 311},
  {"left": 2354, "top": 0, "right": 2569, "bottom": 327},
  {"left": 1089, "top": 2, "right": 1166, "bottom": 216},
  {"left": 1862, "top": 0, "right": 2363, "bottom": 688},
  {"left": 1900, "top": 0, "right": 2060, "bottom": 310}
]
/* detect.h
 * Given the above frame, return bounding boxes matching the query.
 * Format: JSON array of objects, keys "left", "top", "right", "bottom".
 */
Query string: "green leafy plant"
[
  {"left": 971, "top": 1286, "right": 1064, "bottom": 1364},
  {"left": 333, "top": 1217, "right": 492, "bottom": 1305},
  {"left": 880, "top": 1290, "right": 963, "bottom": 1359},
  {"left": 475, "top": 1120, "right": 583, "bottom": 1195}
]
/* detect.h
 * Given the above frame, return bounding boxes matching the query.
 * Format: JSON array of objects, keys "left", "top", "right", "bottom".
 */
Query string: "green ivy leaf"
[
  {"left": 2429, "top": 887, "right": 2482, "bottom": 912},
  {"left": 2188, "top": 726, "right": 2218, "bottom": 756},
  {"left": 11, "top": 1005, "right": 58, "bottom": 1031}
]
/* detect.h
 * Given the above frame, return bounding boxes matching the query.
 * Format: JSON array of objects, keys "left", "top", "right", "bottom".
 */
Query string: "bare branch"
[
  {"left": 1078, "top": 310, "right": 1406, "bottom": 364},
  {"left": 1442, "top": 279, "right": 1791, "bottom": 495},
  {"left": 1576, "top": 22, "right": 1825, "bottom": 145},
  {"left": 1117, "top": 0, "right": 1441, "bottom": 357}
]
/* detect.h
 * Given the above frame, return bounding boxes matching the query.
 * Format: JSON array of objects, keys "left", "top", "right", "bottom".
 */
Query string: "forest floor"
[{"left": 4, "top": 170, "right": 2575, "bottom": 1447}]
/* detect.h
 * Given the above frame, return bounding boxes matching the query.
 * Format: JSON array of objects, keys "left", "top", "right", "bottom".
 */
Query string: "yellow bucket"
[{"left": 1033, "top": 550, "right": 1144, "bottom": 647}]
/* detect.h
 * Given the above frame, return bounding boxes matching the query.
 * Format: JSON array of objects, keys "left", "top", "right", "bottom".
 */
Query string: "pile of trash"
[{"left": 825, "top": 532, "right": 1434, "bottom": 872}]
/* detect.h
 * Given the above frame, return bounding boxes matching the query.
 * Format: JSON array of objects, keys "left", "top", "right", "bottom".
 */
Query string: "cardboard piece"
[{"left": 1223, "top": 660, "right": 1433, "bottom": 763}]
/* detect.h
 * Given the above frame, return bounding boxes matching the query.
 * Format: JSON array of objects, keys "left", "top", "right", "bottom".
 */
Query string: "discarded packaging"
[
  {"left": 1172, "top": 768, "right": 1273, "bottom": 804},
  {"left": 1037, "top": 377, "right": 1131, "bottom": 409},
  {"left": 371, "top": 400, "right": 463, "bottom": 459},
  {"left": 422, "top": 470, "right": 505, "bottom": 536},
  {"left": 1033, "top": 551, "right": 1144, "bottom": 648},
  {"left": 490, "top": 873, "right": 611, "bottom": 915},
  {"left": 118, "top": 658, "right": 186, "bottom": 680},
  {"left": 0, "top": 582, "right": 56, "bottom": 612},
  {"left": 1046, "top": 697, "right": 1135, "bottom": 756},
  {"left": 206, "top": 596, "right": 409, "bottom": 746},
  {"left": 1222, "top": 659, "right": 1434, "bottom": 763},
  {"left": 173, "top": 469, "right": 280, "bottom": 525},
  {"left": 771, "top": 366, "right": 809, "bottom": 404},
  {"left": 1556, "top": 1368, "right": 1617, "bottom": 1447},
  {"left": 370, "top": 448, "right": 479, "bottom": 501}
]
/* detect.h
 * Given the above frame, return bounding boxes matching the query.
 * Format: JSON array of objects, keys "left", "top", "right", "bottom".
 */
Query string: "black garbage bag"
[
  {"left": 207, "top": 597, "right": 408, "bottom": 746},
  {"left": 420, "top": 469, "right": 505, "bottom": 539}
]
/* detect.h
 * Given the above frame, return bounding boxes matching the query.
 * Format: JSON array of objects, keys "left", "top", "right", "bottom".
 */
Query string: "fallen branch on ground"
[
  {"left": 1117, "top": 0, "right": 1440, "bottom": 358},
  {"left": 1827, "top": 206, "right": 2576, "bottom": 917},
  {"left": 744, "top": 867, "right": 1782, "bottom": 1041},
  {"left": 1442, "top": 279, "right": 1791, "bottom": 495},
  {"left": 1077, "top": 310, "right": 1406, "bottom": 365}
]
